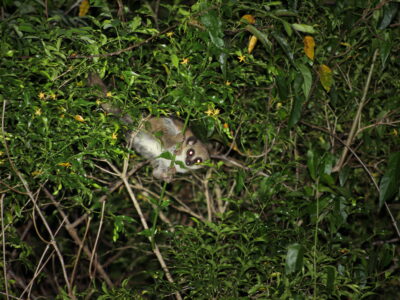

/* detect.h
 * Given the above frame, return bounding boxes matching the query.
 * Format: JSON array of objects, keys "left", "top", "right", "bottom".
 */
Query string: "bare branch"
[
  {"left": 333, "top": 49, "right": 379, "bottom": 172},
  {"left": 1, "top": 193, "right": 9, "bottom": 300}
]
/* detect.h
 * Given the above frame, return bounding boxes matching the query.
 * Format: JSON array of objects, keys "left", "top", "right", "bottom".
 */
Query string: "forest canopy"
[{"left": 0, "top": 0, "right": 399, "bottom": 299}]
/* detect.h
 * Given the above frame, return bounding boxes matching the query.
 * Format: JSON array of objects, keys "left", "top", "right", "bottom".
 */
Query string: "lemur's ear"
[{"left": 186, "top": 136, "right": 198, "bottom": 145}]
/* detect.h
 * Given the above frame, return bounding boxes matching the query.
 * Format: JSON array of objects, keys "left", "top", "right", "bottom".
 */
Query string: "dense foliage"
[{"left": 1, "top": 0, "right": 399, "bottom": 299}]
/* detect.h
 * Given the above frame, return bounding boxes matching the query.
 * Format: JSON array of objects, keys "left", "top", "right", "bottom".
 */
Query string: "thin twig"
[
  {"left": 0, "top": 180, "right": 27, "bottom": 195},
  {"left": 133, "top": 183, "right": 206, "bottom": 222},
  {"left": 211, "top": 154, "right": 270, "bottom": 178},
  {"left": 356, "top": 120, "right": 400, "bottom": 135},
  {"left": 115, "top": 154, "right": 182, "bottom": 300},
  {"left": 69, "top": 25, "right": 177, "bottom": 59},
  {"left": 93, "top": 163, "right": 119, "bottom": 176},
  {"left": 7, "top": 270, "right": 36, "bottom": 299},
  {"left": 122, "top": 175, "right": 182, "bottom": 300},
  {"left": 1, "top": 193, "right": 9, "bottom": 300},
  {"left": 23, "top": 249, "right": 56, "bottom": 300},
  {"left": 89, "top": 201, "right": 106, "bottom": 281},
  {"left": 71, "top": 215, "right": 92, "bottom": 287},
  {"left": 203, "top": 168, "right": 213, "bottom": 222},
  {"left": 20, "top": 218, "right": 66, "bottom": 300},
  {"left": 0, "top": 292, "right": 21, "bottom": 300},
  {"left": 128, "top": 184, "right": 174, "bottom": 230},
  {"left": 43, "top": 188, "right": 113, "bottom": 288},
  {"left": 333, "top": 49, "right": 379, "bottom": 172},
  {"left": 64, "top": 0, "right": 82, "bottom": 15}
]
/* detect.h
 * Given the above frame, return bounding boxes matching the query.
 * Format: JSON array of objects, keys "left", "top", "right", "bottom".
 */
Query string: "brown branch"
[
  {"left": 89, "top": 200, "right": 105, "bottom": 281},
  {"left": 69, "top": 25, "right": 177, "bottom": 59},
  {"left": 0, "top": 180, "right": 27, "bottom": 195},
  {"left": 43, "top": 188, "right": 114, "bottom": 288},
  {"left": 1, "top": 193, "right": 9, "bottom": 300},
  {"left": 21, "top": 219, "right": 66, "bottom": 299},
  {"left": 70, "top": 215, "right": 92, "bottom": 287},
  {"left": 333, "top": 49, "right": 379, "bottom": 172},
  {"left": 132, "top": 183, "right": 207, "bottom": 222},
  {"left": 356, "top": 120, "right": 400, "bottom": 135},
  {"left": 101, "top": 154, "right": 182, "bottom": 300},
  {"left": 203, "top": 168, "right": 213, "bottom": 222}
]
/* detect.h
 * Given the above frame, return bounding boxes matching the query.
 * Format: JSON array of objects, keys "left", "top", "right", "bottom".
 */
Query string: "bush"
[{"left": 1, "top": 0, "right": 399, "bottom": 299}]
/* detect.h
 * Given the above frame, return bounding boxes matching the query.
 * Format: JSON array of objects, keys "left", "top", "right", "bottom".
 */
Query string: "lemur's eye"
[
  {"left": 195, "top": 158, "right": 202, "bottom": 164},
  {"left": 187, "top": 149, "right": 195, "bottom": 157}
]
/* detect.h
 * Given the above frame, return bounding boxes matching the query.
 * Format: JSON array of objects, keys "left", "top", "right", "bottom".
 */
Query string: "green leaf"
[
  {"left": 200, "top": 10, "right": 224, "bottom": 49},
  {"left": 171, "top": 54, "right": 179, "bottom": 68},
  {"left": 245, "top": 25, "right": 272, "bottom": 52},
  {"left": 378, "top": 3, "right": 399, "bottom": 30},
  {"left": 282, "top": 20, "right": 293, "bottom": 36},
  {"left": 307, "top": 149, "right": 316, "bottom": 180},
  {"left": 285, "top": 243, "right": 303, "bottom": 274},
  {"left": 379, "top": 152, "right": 400, "bottom": 209},
  {"left": 218, "top": 52, "right": 228, "bottom": 79},
  {"left": 379, "top": 34, "right": 391, "bottom": 69},
  {"left": 339, "top": 166, "right": 350, "bottom": 186},
  {"left": 271, "top": 32, "right": 294, "bottom": 65},
  {"left": 159, "top": 151, "right": 173, "bottom": 160},
  {"left": 235, "top": 170, "right": 245, "bottom": 193},
  {"left": 288, "top": 94, "right": 303, "bottom": 128},
  {"left": 129, "top": 16, "right": 142, "bottom": 32},
  {"left": 326, "top": 266, "right": 336, "bottom": 293},
  {"left": 138, "top": 228, "right": 156, "bottom": 238},
  {"left": 298, "top": 64, "right": 312, "bottom": 99},
  {"left": 276, "top": 73, "right": 289, "bottom": 101},
  {"left": 292, "top": 23, "right": 316, "bottom": 34}
]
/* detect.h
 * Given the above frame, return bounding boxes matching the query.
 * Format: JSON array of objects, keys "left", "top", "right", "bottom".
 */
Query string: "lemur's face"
[{"left": 183, "top": 136, "right": 209, "bottom": 170}]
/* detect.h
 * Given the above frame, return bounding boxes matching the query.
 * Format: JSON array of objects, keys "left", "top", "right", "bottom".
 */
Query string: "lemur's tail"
[{"left": 88, "top": 73, "right": 133, "bottom": 124}]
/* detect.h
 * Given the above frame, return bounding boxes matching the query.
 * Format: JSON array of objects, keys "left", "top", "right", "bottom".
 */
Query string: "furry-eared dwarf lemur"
[{"left": 88, "top": 73, "right": 209, "bottom": 182}]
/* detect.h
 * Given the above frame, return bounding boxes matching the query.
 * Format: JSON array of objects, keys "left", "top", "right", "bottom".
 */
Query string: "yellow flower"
[
  {"left": 96, "top": 99, "right": 102, "bottom": 105},
  {"left": 74, "top": 115, "right": 85, "bottom": 122},
  {"left": 58, "top": 162, "right": 72, "bottom": 168},
  {"left": 35, "top": 108, "right": 42, "bottom": 115},
  {"left": 276, "top": 102, "right": 282, "bottom": 109},
  {"left": 181, "top": 58, "right": 189, "bottom": 65},
  {"left": 238, "top": 55, "right": 246, "bottom": 62},
  {"left": 38, "top": 92, "right": 45, "bottom": 100},
  {"left": 248, "top": 35, "right": 258, "bottom": 54},
  {"left": 31, "top": 170, "right": 43, "bottom": 176},
  {"left": 79, "top": 0, "right": 90, "bottom": 17},
  {"left": 241, "top": 14, "right": 256, "bottom": 25},
  {"left": 50, "top": 93, "right": 57, "bottom": 100},
  {"left": 166, "top": 32, "right": 174, "bottom": 37},
  {"left": 106, "top": 91, "right": 112, "bottom": 97},
  {"left": 228, "top": 142, "right": 239, "bottom": 152},
  {"left": 205, "top": 107, "right": 220, "bottom": 117},
  {"left": 225, "top": 81, "right": 231, "bottom": 86},
  {"left": 112, "top": 132, "right": 118, "bottom": 140}
]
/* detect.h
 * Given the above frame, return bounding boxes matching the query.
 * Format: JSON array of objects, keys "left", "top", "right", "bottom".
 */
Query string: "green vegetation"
[{"left": 1, "top": 0, "right": 399, "bottom": 299}]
